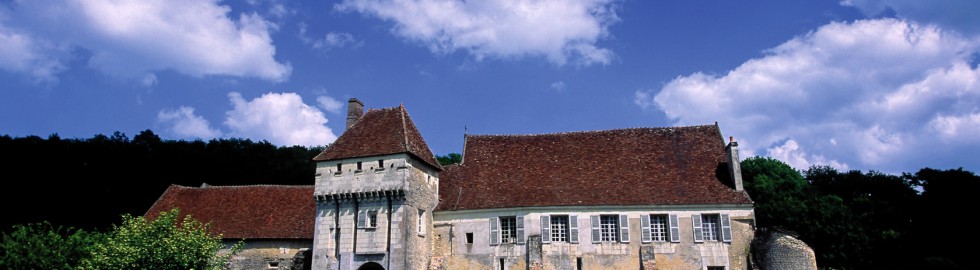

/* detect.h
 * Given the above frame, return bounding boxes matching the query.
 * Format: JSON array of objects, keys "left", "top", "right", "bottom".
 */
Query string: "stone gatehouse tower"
[{"left": 311, "top": 98, "right": 443, "bottom": 270}]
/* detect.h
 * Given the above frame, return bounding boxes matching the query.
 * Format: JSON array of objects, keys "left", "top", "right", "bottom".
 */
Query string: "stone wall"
[
  {"left": 751, "top": 228, "right": 817, "bottom": 270},
  {"left": 433, "top": 207, "right": 755, "bottom": 270},
  {"left": 224, "top": 239, "right": 312, "bottom": 270}
]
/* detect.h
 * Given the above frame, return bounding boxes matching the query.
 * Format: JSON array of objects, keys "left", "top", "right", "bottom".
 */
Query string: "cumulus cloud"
[
  {"left": 336, "top": 0, "right": 619, "bottom": 66},
  {"left": 637, "top": 19, "right": 980, "bottom": 172},
  {"left": 843, "top": 0, "right": 980, "bottom": 35},
  {"left": 157, "top": 106, "right": 223, "bottom": 139},
  {"left": 0, "top": 0, "right": 290, "bottom": 82},
  {"left": 0, "top": 25, "right": 66, "bottom": 83},
  {"left": 225, "top": 92, "right": 338, "bottom": 146},
  {"left": 317, "top": 96, "right": 344, "bottom": 114}
]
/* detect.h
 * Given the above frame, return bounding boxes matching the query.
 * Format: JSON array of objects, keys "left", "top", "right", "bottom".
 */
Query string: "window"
[
  {"left": 417, "top": 209, "right": 425, "bottom": 234},
  {"left": 376, "top": 160, "right": 385, "bottom": 172},
  {"left": 591, "top": 214, "right": 628, "bottom": 243},
  {"left": 368, "top": 211, "right": 377, "bottom": 228},
  {"left": 541, "top": 215, "right": 577, "bottom": 244},
  {"left": 692, "top": 214, "right": 732, "bottom": 243},
  {"left": 600, "top": 215, "right": 619, "bottom": 242},
  {"left": 465, "top": 232, "right": 474, "bottom": 244},
  {"left": 707, "top": 267, "right": 725, "bottom": 270},
  {"left": 499, "top": 258, "right": 506, "bottom": 270},
  {"left": 491, "top": 216, "right": 524, "bottom": 245},
  {"left": 335, "top": 163, "right": 342, "bottom": 175},
  {"left": 267, "top": 261, "right": 279, "bottom": 269},
  {"left": 357, "top": 210, "right": 378, "bottom": 229},
  {"left": 550, "top": 216, "right": 569, "bottom": 242},
  {"left": 576, "top": 257, "right": 583, "bottom": 270},
  {"left": 500, "top": 217, "right": 517, "bottom": 243},
  {"left": 702, "top": 214, "right": 719, "bottom": 241},
  {"left": 356, "top": 161, "right": 363, "bottom": 172},
  {"left": 651, "top": 215, "right": 668, "bottom": 242}
]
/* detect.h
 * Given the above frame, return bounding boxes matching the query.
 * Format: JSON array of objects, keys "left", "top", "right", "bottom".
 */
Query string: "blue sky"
[{"left": 2, "top": 0, "right": 978, "bottom": 173}]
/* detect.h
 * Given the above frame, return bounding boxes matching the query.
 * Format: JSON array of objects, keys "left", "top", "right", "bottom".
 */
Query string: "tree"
[
  {"left": 436, "top": 153, "right": 462, "bottom": 166},
  {"left": 81, "top": 209, "right": 242, "bottom": 270},
  {"left": 0, "top": 222, "right": 101, "bottom": 269}
]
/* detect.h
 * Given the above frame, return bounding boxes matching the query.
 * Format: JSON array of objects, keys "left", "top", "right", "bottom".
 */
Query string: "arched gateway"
[{"left": 357, "top": 262, "right": 385, "bottom": 270}]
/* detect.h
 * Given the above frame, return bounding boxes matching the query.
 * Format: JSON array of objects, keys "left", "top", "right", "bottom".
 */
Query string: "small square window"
[{"left": 465, "top": 232, "right": 474, "bottom": 244}]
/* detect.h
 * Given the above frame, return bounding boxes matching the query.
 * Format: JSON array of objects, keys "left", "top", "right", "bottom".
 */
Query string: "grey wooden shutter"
[
  {"left": 692, "top": 214, "right": 704, "bottom": 243},
  {"left": 721, "top": 214, "right": 732, "bottom": 243},
  {"left": 619, "top": 214, "right": 630, "bottom": 243},
  {"left": 569, "top": 215, "right": 579, "bottom": 244},
  {"left": 591, "top": 215, "right": 601, "bottom": 243},
  {"left": 540, "top": 215, "right": 551, "bottom": 244},
  {"left": 516, "top": 216, "right": 525, "bottom": 244},
  {"left": 489, "top": 217, "right": 500, "bottom": 246},
  {"left": 668, "top": 214, "right": 680, "bottom": 243},
  {"left": 640, "top": 214, "right": 652, "bottom": 243},
  {"left": 357, "top": 209, "right": 366, "bottom": 228}
]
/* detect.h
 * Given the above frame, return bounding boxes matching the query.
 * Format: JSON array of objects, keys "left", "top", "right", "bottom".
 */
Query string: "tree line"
[{"left": 742, "top": 157, "right": 977, "bottom": 269}]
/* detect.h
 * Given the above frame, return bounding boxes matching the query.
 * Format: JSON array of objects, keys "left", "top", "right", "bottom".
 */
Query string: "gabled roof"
[
  {"left": 436, "top": 125, "right": 753, "bottom": 211},
  {"left": 313, "top": 105, "right": 442, "bottom": 171},
  {"left": 145, "top": 185, "right": 314, "bottom": 239}
]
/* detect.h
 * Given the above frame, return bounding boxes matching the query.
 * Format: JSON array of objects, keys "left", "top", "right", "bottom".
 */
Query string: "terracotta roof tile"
[
  {"left": 145, "top": 185, "right": 314, "bottom": 239},
  {"left": 436, "top": 125, "right": 753, "bottom": 211},
  {"left": 313, "top": 106, "right": 442, "bottom": 171}
]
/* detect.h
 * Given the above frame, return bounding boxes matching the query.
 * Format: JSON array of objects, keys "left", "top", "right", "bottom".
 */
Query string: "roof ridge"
[
  {"left": 400, "top": 104, "right": 409, "bottom": 152},
  {"left": 467, "top": 124, "right": 719, "bottom": 138}
]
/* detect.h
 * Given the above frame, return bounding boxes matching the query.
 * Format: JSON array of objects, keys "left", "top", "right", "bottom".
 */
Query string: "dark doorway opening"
[{"left": 357, "top": 262, "right": 385, "bottom": 270}]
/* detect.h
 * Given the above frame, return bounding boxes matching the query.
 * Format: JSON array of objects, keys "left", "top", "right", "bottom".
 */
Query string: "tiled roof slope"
[
  {"left": 145, "top": 185, "right": 314, "bottom": 239},
  {"left": 313, "top": 106, "right": 442, "bottom": 171},
  {"left": 436, "top": 125, "right": 753, "bottom": 211}
]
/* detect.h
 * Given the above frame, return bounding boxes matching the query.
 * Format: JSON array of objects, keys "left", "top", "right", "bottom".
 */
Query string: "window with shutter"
[
  {"left": 619, "top": 214, "right": 630, "bottom": 243},
  {"left": 569, "top": 215, "right": 579, "bottom": 244},
  {"left": 640, "top": 214, "right": 652, "bottom": 243},
  {"left": 500, "top": 217, "right": 517, "bottom": 244},
  {"left": 590, "top": 215, "right": 601, "bottom": 243},
  {"left": 516, "top": 216, "right": 525, "bottom": 244},
  {"left": 540, "top": 215, "right": 551, "bottom": 244},
  {"left": 668, "top": 214, "right": 680, "bottom": 243},
  {"left": 489, "top": 217, "right": 499, "bottom": 246},
  {"left": 692, "top": 214, "right": 704, "bottom": 243},
  {"left": 720, "top": 214, "right": 732, "bottom": 243}
]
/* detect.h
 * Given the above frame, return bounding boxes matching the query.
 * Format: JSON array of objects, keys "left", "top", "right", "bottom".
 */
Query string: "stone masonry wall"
[{"left": 224, "top": 239, "right": 312, "bottom": 270}]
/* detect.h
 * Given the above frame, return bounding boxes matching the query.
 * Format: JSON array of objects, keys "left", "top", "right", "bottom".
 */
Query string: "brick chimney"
[
  {"left": 346, "top": 98, "right": 364, "bottom": 130},
  {"left": 726, "top": 136, "right": 744, "bottom": 191}
]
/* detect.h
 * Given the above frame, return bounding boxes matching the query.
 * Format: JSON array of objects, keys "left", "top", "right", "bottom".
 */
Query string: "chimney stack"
[
  {"left": 726, "top": 136, "right": 744, "bottom": 191},
  {"left": 346, "top": 98, "right": 364, "bottom": 130}
]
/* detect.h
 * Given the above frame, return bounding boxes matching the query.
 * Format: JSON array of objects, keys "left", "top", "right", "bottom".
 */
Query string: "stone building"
[
  {"left": 146, "top": 185, "right": 315, "bottom": 270},
  {"left": 147, "top": 98, "right": 759, "bottom": 270}
]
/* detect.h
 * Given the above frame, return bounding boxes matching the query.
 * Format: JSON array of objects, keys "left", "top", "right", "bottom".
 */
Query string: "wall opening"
[{"left": 357, "top": 262, "right": 385, "bottom": 270}]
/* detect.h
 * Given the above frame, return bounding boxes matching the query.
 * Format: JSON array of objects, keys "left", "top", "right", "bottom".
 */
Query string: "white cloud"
[
  {"left": 843, "top": 0, "right": 980, "bottom": 35},
  {"left": 298, "top": 24, "right": 363, "bottom": 50},
  {"left": 550, "top": 81, "right": 566, "bottom": 92},
  {"left": 157, "top": 106, "right": 223, "bottom": 139},
  {"left": 0, "top": 25, "right": 65, "bottom": 83},
  {"left": 225, "top": 92, "right": 338, "bottom": 146},
  {"left": 336, "top": 0, "right": 619, "bottom": 66},
  {"left": 637, "top": 19, "right": 980, "bottom": 172},
  {"left": 1, "top": 0, "right": 290, "bottom": 82},
  {"left": 317, "top": 96, "right": 344, "bottom": 114}
]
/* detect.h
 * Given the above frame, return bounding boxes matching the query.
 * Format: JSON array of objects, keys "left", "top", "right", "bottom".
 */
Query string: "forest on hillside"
[{"left": 1, "top": 132, "right": 978, "bottom": 269}]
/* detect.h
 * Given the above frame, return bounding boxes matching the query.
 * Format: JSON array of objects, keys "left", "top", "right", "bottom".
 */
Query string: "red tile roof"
[
  {"left": 145, "top": 185, "right": 314, "bottom": 239},
  {"left": 436, "top": 125, "right": 753, "bottom": 211},
  {"left": 313, "top": 105, "right": 442, "bottom": 171}
]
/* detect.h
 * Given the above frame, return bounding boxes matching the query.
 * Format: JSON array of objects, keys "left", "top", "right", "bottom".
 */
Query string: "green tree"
[
  {"left": 436, "top": 153, "right": 462, "bottom": 166},
  {"left": 81, "top": 209, "right": 242, "bottom": 270},
  {"left": 0, "top": 222, "right": 101, "bottom": 269}
]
